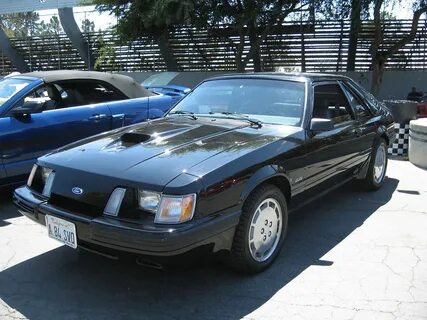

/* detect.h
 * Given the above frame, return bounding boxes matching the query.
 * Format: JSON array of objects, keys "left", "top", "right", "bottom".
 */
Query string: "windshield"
[
  {"left": 168, "top": 78, "right": 306, "bottom": 126},
  {"left": 0, "top": 78, "right": 33, "bottom": 107}
]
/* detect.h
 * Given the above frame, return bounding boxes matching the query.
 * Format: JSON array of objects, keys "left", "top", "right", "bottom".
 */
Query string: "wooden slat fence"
[{"left": 0, "top": 19, "right": 426, "bottom": 74}]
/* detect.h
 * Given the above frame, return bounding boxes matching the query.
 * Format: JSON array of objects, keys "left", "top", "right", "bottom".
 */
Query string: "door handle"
[{"left": 88, "top": 114, "right": 108, "bottom": 121}]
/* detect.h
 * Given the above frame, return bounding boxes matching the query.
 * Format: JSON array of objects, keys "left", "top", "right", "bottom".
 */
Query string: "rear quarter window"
[{"left": 345, "top": 80, "right": 381, "bottom": 115}]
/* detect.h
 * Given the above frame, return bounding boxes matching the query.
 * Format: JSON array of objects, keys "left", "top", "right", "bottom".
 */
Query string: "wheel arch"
[
  {"left": 377, "top": 124, "right": 390, "bottom": 145},
  {"left": 240, "top": 165, "right": 291, "bottom": 205}
]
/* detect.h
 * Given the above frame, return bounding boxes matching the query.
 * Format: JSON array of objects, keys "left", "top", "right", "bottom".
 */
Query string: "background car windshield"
[
  {"left": 0, "top": 78, "right": 33, "bottom": 107},
  {"left": 169, "top": 79, "right": 306, "bottom": 126}
]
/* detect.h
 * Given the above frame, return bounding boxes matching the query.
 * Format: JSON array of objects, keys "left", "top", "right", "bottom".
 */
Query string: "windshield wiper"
[
  {"left": 208, "top": 112, "right": 262, "bottom": 128},
  {"left": 168, "top": 110, "right": 198, "bottom": 120}
]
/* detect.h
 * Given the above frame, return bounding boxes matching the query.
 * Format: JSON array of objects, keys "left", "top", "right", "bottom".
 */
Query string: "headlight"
[
  {"left": 138, "top": 191, "right": 161, "bottom": 213},
  {"left": 155, "top": 194, "right": 196, "bottom": 224}
]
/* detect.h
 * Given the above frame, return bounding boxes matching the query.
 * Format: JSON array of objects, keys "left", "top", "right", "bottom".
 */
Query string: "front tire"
[
  {"left": 363, "top": 139, "right": 388, "bottom": 191},
  {"left": 228, "top": 184, "right": 288, "bottom": 273}
]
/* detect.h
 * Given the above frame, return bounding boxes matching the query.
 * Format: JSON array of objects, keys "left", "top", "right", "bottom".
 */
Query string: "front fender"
[
  {"left": 377, "top": 123, "right": 395, "bottom": 146},
  {"left": 240, "top": 165, "right": 290, "bottom": 202}
]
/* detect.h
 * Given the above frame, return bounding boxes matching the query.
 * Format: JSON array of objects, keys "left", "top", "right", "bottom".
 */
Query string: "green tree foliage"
[
  {"left": 93, "top": 0, "right": 195, "bottom": 71},
  {"left": 37, "top": 16, "right": 64, "bottom": 36},
  {"left": 0, "top": 13, "right": 65, "bottom": 38},
  {"left": 314, "top": 0, "right": 372, "bottom": 20},
  {"left": 81, "top": 18, "right": 95, "bottom": 33},
  {"left": 93, "top": 0, "right": 310, "bottom": 72},
  {"left": 94, "top": 36, "right": 120, "bottom": 71},
  {"left": 196, "top": 0, "right": 305, "bottom": 71},
  {"left": 0, "top": 12, "right": 40, "bottom": 38}
]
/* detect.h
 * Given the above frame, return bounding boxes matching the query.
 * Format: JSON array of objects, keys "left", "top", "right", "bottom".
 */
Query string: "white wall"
[{"left": 344, "top": 71, "right": 427, "bottom": 100}]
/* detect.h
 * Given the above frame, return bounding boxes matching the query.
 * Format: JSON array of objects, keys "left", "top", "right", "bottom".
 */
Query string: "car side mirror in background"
[
  {"left": 12, "top": 102, "right": 44, "bottom": 117},
  {"left": 310, "top": 118, "right": 334, "bottom": 132}
]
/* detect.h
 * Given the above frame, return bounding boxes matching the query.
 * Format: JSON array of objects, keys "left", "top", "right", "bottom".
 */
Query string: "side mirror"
[
  {"left": 310, "top": 118, "right": 334, "bottom": 132},
  {"left": 12, "top": 102, "right": 44, "bottom": 117}
]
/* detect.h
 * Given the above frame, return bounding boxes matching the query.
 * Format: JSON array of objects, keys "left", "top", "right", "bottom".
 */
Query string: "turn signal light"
[{"left": 155, "top": 194, "right": 196, "bottom": 224}]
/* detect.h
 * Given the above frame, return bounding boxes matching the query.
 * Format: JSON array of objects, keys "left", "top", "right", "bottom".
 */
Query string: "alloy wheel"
[{"left": 248, "top": 198, "right": 282, "bottom": 262}]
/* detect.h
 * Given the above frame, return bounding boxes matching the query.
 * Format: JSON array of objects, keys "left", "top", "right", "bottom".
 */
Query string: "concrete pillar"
[
  {"left": 0, "top": 24, "right": 29, "bottom": 72},
  {"left": 58, "top": 7, "right": 94, "bottom": 70}
]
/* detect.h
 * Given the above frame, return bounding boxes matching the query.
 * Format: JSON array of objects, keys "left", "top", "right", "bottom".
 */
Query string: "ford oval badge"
[{"left": 72, "top": 187, "right": 84, "bottom": 195}]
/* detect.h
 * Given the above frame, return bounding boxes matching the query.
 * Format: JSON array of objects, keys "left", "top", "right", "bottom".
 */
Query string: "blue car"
[
  {"left": 145, "top": 85, "right": 191, "bottom": 100},
  {"left": 0, "top": 70, "right": 177, "bottom": 187}
]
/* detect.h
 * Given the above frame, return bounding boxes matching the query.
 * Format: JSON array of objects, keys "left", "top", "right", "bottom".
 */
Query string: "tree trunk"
[
  {"left": 235, "top": 27, "right": 246, "bottom": 72},
  {"left": 58, "top": 7, "right": 94, "bottom": 70},
  {"left": 369, "top": 1, "right": 426, "bottom": 96},
  {"left": 156, "top": 30, "right": 179, "bottom": 71},
  {"left": 0, "top": 24, "right": 29, "bottom": 72},
  {"left": 347, "top": 0, "right": 361, "bottom": 71},
  {"left": 248, "top": 21, "right": 261, "bottom": 71},
  {"left": 371, "top": 55, "right": 385, "bottom": 96},
  {"left": 301, "top": 33, "right": 306, "bottom": 72},
  {"left": 236, "top": 56, "right": 245, "bottom": 72}
]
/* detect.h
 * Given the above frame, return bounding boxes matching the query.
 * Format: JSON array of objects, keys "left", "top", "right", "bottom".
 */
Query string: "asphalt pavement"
[{"left": 1, "top": 159, "right": 426, "bottom": 320}]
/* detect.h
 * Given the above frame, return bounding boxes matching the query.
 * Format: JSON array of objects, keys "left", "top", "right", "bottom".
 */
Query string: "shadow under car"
[{"left": 0, "top": 178, "right": 398, "bottom": 320}]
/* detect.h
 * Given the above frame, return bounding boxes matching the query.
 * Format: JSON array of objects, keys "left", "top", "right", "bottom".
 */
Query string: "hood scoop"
[{"left": 120, "top": 132, "right": 152, "bottom": 144}]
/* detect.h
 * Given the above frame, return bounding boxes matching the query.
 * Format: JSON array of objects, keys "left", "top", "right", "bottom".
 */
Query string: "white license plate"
[{"left": 45, "top": 215, "right": 77, "bottom": 249}]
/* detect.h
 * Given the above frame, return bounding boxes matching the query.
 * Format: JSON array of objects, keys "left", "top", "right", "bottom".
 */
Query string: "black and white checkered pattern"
[{"left": 388, "top": 123, "right": 409, "bottom": 156}]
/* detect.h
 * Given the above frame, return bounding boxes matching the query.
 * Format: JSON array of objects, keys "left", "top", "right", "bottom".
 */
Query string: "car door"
[
  {"left": 303, "top": 82, "right": 361, "bottom": 191},
  {"left": 105, "top": 98, "right": 149, "bottom": 129},
  {"left": 339, "top": 81, "right": 377, "bottom": 164},
  {"left": 0, "top": 84, "right": 112, "bottom": 183},
  {"left": 105, "top": 93, "right": 175, "bottom": 129}
]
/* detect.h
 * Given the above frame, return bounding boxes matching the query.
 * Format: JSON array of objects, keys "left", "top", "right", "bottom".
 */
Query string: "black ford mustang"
[{"left": 14, "top": 73, "right": 395, "bottom": 273}]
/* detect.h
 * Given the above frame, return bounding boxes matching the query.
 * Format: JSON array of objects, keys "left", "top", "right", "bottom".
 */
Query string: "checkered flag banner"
[{"left": 388, "top": 123, "right": 409, "bottom": 156}]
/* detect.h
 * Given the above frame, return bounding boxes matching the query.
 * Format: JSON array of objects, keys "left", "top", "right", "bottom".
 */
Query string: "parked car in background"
[
  {"left": 15, "top": 73, "right": 395, "bottom": 272},
  {"left": 141, "top": 71, "right": 192, "bottom": 103},
  {"left": 145, "top": 85, "right": 190, "bottom": 103},
  {"left": 0, "top": 70, "right": 177, "bottom": 187}
]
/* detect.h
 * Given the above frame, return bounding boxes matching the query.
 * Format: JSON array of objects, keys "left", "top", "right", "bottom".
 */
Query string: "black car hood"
[{"left": 41, "top": 116, "right": 300, "bottom": 190}]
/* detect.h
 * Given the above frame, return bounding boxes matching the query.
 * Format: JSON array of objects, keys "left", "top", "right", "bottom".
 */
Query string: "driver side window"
[
  {"left": 13, "top": 84, "right": 66, "bottom": 114},
  {"left": 340, "top": 84, "right": 370, "bottom": 118},
  {"left": 23, "top": 86, "right": 50, "bottom": 108},
  {"left": 313, "top": 83, "right": 354, "bottom": 125}
]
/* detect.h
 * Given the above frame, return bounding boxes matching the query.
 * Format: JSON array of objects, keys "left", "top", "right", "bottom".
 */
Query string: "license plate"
[{"left": 45, "top": 215, "right": 77, "bottom": 249}]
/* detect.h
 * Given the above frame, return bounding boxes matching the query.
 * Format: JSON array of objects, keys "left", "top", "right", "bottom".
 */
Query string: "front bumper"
[{"left": 14, "top": 186, "right": 240, "bottom": 257}]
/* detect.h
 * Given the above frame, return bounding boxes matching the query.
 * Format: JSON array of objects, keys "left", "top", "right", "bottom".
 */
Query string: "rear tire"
[
  {"left": 363, "top": 138, "right": 388, "bottom": 191},
  {"left": 227, "top": 184, "right": 288, "bottom": 273}
]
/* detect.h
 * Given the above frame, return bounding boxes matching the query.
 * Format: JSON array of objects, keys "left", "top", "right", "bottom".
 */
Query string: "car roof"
[
  {"left": 12, "top": 70, "right": 154, "bottom": 98},
  {"left": 206, "top": 72, "right": 352, "bottom": 83}
]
